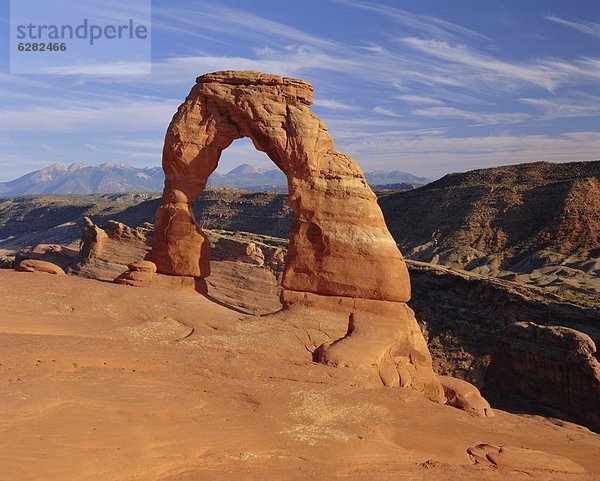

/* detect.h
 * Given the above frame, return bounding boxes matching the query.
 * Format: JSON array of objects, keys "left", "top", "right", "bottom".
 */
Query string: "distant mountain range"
[
  {"left": 0, "top": 162, "right": 430, "bottom": 195},
  {"left": 0, "top": 163, "right": 164, "bottom": 195}
]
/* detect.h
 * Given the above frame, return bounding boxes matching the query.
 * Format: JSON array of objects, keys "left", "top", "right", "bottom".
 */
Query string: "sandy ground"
[{"left": 1, "top": 267, "right": 599, "bottom": 481}]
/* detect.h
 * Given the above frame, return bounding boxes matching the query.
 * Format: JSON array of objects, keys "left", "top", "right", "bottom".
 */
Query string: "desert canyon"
[{"left": 1, "top": 71, "right": 599, "bottom": 480}]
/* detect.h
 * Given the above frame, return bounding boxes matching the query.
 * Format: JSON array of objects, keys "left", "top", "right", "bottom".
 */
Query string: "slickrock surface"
[
  {"left": 484, "top": 322, "right": 600, "bottom": 432},
  {"left": 1, "top": 269, "right": 599, "bottom": 480},
  {"left": 152, "top": 70, "right": 442, "bottom": 399}
]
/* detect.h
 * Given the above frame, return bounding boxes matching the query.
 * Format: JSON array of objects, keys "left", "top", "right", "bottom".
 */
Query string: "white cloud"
[
  {"left": 0, "top": 97, "right": 177, "bottom": 132},
  {"left": 412, "top": 106, "right": 531, "bottom": 125},
  {"left": 153, "top": 1, "right": 337, "bottom": 49},
  {"left": 400, "top": 37, "right": 567, "bottom": 91},
  {"left": 544, "top": 15, "right": 600, "bottom": 38},
  {"left": 398, "top": 95, "right": 445, "bottom": 105},
  {"left": 334, "top": 0, "right": 490, "bottom": 41},
  {"left": 373, "top": 106, "right": 399, "bottom": 117},
  {"left": 519, "top": 97, "right": 600, "bottom": 119},
  {"left": 39, "top": 62, "right": 151, "bottom": 76},
  {"left": 314, "top": 98, "right": 360, "bottom": 111}
]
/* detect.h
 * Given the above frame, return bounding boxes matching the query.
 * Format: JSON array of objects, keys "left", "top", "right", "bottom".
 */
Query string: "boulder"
[
  {"left": 114, "top": 270, "right": 156, "bottom": 287},
  {"left": 438, "top": 376, "right": 494, "bottom": 417},
  {"left": 127, "top": 260, "right": 157, "bottom": 273},
  {"left": 16, "top": 259, "right": 65, "bottom": 275}
]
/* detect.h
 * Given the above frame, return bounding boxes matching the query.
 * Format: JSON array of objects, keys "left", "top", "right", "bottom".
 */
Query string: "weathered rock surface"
[
  {"left": 127, "top": 260, "right": 157, "bottom": 273},
  {"left": 467, "top": 444, "right": 585, "bottom": 474},
  {"left": 104, "top": 220, "right": 152, "bottom": 245},
  {"left": 75, "top": 218, "right": 150, "bottom": 282},
  {"left": 151, "top": 70, "right": 442, "bottom": 400},
  {"left": 79, "top": 216, "right": 108, "bottom": 262},
  {"left": 16, "top": 259, "right": 65, "bottom": 275},
  {"left": 2, "top": 268, "right": 600, "bottom": 480},
  {"left": 205, "top": 229, "right": 286, "bottom": 271},
  {"left": 484, "top": 322, "right": 600, "bottom": 432},
  {"left": 115, "top": 269, "right": 157, "bottom": 287},
  {"left": 116, "top": 259, "right": 159, "bottom": 287},
  {"left": 0, "top": 255, "right": 14, "bottom": 269},
  {"left": 438, "top": 376, "right": 494, "bottom": 418}
]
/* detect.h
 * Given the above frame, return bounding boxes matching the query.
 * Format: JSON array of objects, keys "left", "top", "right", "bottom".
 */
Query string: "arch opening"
[{"left": 191, "top": 137, "right": 292, "bottom": 314}]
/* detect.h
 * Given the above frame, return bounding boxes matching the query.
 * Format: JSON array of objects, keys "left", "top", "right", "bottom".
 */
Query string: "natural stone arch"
[{"left": 152, "top": 71, "right": 445, "bottom": 402}]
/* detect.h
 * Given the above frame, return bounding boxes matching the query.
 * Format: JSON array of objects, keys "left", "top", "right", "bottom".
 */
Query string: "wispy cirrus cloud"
[
  {"left": 1, "top": 0, "right": 598, "bottom": 180},
  {"left": 373, "top": 106, "right": 400, "bottom": 117},
  {"left": 411, "top": 106, "right": 531, "bottom": 125},
  {"left": 314, "top": 98, "right": 360, "bottom": 111},
  {"left": 153, "top": 1, "right": 337, "bottom": 49},
  {"left": 519, "top": 96, "right": 600, "bottom": 119},
  {"left": 544, "top": 14, "right": 600, "bottom": 38},
  {"left": 398, "top": 95, "right": 445, "bottom": 106},
  {"left": 0, "top": 97, "right": 177, "bottom": 132},
  {"left": 333, "top": 0, "right": 490, "bottom": 42},
  {"left": 398, "top": 37, "right": 600, "bottom": 92}
]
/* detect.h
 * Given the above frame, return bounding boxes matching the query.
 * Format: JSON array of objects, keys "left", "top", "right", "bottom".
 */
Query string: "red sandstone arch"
[{"left": 152, "top": 71, "right": 444, "bottom": 401}]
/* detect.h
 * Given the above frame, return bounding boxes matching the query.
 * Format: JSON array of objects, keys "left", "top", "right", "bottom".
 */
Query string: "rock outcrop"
[
  {"left": 16, "top": 259, "right": 65, "bottom": 275},
  {"left": 378, "top": 160, "right": 600, "bottom": 298},
  {"left": 76, "top": 218, "right": 150, "bottom": 282},
  {"left": 484, "top": 322, "right": 600, "bottom": 432},
  {"left": 80, "top": 216, "right": 108, "bottom": 262},
  {"left": 104, "top": 220, "right": 152, "bottom": 245},
  {"left": 438, "top": 376, "right": 494, "bottom": 418},
  {"left": 115, "top": 260, "right": 159, "bottom": 287},
  {"left": 151, "top": 70, "right": 444, "bottom": 401}
]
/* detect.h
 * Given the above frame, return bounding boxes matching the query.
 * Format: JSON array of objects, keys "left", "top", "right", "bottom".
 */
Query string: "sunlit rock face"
[{"left": 152, "top": 70, "right": 444, "bottom": 402}]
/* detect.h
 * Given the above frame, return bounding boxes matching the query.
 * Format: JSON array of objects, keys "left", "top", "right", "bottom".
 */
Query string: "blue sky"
[{"left": 0, "top": 0, "right": 599, "bottom": 181}]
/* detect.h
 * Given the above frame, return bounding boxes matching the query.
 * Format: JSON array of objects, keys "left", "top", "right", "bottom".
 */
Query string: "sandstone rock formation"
[
  {"left": 438, "top": 376, "right": 494, "bottom": 418},
  {"left": 407, "top": 259, "right": 600, "bottom": 385},
  {"left": 467, "top": 444, "right": 585, "bottom": 474},
  {"left": 485, "top": 322, "right": 600, "bottom": 432},
  {"left": 152, "top": 70, "right": 443, "bottom": 401},
  {"left": 115, "top": 260, "right": 159, "bottom": 287},
  {"left": 76, "top": 218, "right": 150, "bottom": 282},
  {"left": 16, "top": 259, "right": 65, "bottom": 275},
  {"left": 80, "top": 216, "right": 108, "bottom": 262},
  {"left": 128, "top": 260, "right": 158, "bottom": 273},
  {"left": 104, "top": 220, "right": 152, "bottom": 245}
]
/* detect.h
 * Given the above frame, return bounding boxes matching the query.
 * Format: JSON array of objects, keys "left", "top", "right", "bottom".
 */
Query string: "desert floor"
[{"left": 1, "top": 265, "right": 599, "bottom": 480}]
